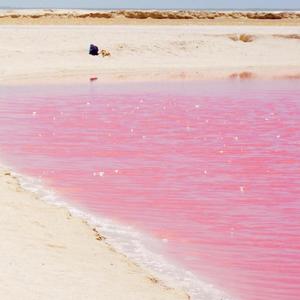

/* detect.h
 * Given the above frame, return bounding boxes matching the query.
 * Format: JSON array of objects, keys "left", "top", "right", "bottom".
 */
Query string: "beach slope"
[{"left": 0, "top": 168, "right": 188, "bottom": 300}]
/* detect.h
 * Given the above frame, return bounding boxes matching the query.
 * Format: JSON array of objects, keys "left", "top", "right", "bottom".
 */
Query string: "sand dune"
[{"left": 0, "top": 9, "right": 300, "bottom": 25}]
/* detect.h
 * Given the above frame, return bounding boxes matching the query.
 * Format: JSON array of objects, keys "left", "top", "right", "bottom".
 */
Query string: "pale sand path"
[
  {"left": 0, "top": 25, "right": 300, "bottom": 85},
  {"left": 0, "top": 168, "right": 189, "bottom": 300}
]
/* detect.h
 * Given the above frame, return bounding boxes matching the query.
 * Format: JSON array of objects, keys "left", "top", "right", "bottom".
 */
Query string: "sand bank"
[
  {"left": 0, "top": 167, "right": 189, "bottom": 299},
  {"left": 0, "top": 25, "right": 299, "bottom": 85},
  {"left": 0, "top": 9, "right": 300, "bottom": 25}
]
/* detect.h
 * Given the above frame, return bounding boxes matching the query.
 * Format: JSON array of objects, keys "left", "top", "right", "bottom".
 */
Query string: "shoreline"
[
  {"left": 0, "top": 164, "right": 193, "bottom": 299},
  {"left": 0, "top": 159, "right": 234, "bottom": 300},
  {"left": 1, "top": 66, "right": 300, "bottom": 87}
]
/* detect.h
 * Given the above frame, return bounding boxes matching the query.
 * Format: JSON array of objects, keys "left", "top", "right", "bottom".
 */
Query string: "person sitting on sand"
[
  {"left": 89, "top": 44, "right": 99, "bottom": 56},
  {"left": 89, "top": 44, "right": 111, "bottom": 57}
]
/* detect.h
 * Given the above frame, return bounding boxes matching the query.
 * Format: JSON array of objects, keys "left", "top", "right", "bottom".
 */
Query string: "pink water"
[{"left": 0, "top": 80, "right": 300, "bottom": 300}]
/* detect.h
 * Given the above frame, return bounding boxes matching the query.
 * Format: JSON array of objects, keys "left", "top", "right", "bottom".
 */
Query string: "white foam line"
[{"left": 11, "top": 168, "right": 234, "bottom": 300}]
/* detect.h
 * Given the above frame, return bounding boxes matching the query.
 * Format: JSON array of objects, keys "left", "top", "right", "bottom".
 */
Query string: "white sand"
[
  {"left": 0, "top": 168, "right": 189, "bottom": 299},
  {"left": 0, "top": 25, "right": 299, "bottom": 84}
]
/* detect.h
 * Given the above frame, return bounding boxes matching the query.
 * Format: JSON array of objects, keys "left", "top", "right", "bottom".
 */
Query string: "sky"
[{"left": 0, "top": 0, "right": 299, "bottom": 9}]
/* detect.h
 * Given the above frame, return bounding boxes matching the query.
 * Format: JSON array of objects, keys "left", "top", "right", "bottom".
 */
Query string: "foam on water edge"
[{"left": 5, "top": 164, "right": 234, "bottom": 300}]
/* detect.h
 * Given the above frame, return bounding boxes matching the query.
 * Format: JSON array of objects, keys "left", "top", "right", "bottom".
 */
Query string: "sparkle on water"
[{"left": 0, "top": 80, "right": 299, "bottom": 300}]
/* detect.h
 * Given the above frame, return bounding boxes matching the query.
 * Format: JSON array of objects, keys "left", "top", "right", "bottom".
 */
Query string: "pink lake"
[{"left": 0, "top": 80, "right": 299, "bottom": 300}]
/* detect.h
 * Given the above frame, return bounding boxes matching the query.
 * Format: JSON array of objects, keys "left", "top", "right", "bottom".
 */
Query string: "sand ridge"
[{"left": 0, "top": 9, "right": 300, "bottom": 25}]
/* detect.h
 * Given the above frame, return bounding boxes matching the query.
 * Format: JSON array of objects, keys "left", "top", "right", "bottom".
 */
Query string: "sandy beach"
[
  {"left": 0, "top": 11, "right": 299, "bottom": 84},
  {"left": 0, "top": 167, "right": 189, "bottom": 299},
  {"left": 0, "top": 9, "right": 300, "bottom": 300}
]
